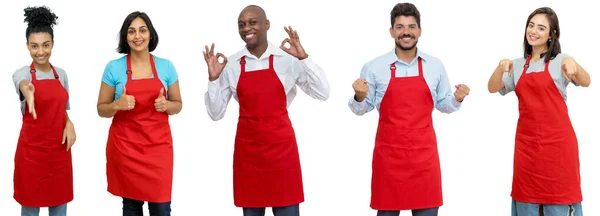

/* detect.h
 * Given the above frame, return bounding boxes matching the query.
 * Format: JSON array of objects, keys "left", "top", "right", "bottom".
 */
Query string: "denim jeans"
[
  {"left": 243, "top": 204, "right": 300, "bottom": 216},
  {"left": 512, "top": 199, "right": 583, "bottom": 216},
  {"left": 21, "top": 204, "right": 67, "bottom": 216},
  {"left": 122, "top": 198, "right": 171, "bottom": 216},
  {"left": 376, "top": 207, "right": 439, "bottom": 216}
]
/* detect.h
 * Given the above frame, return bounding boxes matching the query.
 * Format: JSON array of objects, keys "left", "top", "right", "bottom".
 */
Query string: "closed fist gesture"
[
  {"left": 454, "top": 84, "right": 470, "bottom": 102},
  {"left": 115, "top": 86, "right": 135, "bottom": 111},
  {"left": 155, "top": 88, "right": 168, "bottom": 112},
  {"left": 203, "top": 43, "right": 228, "bottom": 82},
  {"left": 499, "top": 59, "right": 514, "bottom": 77},
  {"left": 24, "top": 83, "right": 37, "bottom": 119},
  {"left": 352, "top": 78, "right": 369, "bottom": 102}
]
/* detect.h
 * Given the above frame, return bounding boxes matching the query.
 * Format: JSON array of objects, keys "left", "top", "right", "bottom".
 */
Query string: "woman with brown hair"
[{"left": 487, "top": 7, "right": 590, "bottom": 216}]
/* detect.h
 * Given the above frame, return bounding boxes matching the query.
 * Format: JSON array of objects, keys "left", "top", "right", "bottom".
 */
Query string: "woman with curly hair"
[{"left": 13, "top": 5, "right": 76, "bottom": 216}]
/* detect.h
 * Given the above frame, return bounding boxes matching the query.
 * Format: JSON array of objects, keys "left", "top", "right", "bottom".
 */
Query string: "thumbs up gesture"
[
  {"left": 115, "top": 86, "right": 136, "bottom": 110},
  {"left": 155, "top": 88, "right": 168, "bottom": 112}
]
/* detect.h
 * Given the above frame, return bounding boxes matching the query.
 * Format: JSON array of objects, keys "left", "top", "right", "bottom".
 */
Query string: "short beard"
[{"left": 395, "top": 40, "right": 418, "bottom": 51}]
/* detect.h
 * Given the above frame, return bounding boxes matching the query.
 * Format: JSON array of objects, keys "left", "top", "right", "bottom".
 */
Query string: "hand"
[
  {"left": 62, "top": 121, "right": 76, "bottom": 151},
  {"left": 352, "top": 78, "right": 368, "bottom": 102},
  {"left": 203, "top": 43, "right": 228, "bottom": 82},
  {"left": 280, "top": 26, "right": 308, "bottom": 60},
  {"left": 25, "top": 83, "right": 37, "bottom": 119},
  {"left": 562, "top": 57, "right": 577, "bottom": 81},
  {"left": 115, "top": 86, "right": 135, "bottom": 110},
  {"left": 499, "top": 59, "right": 514, "bottom": 77},
  {"left": 454, "top": 84, "right": 470, "bottom": 102},
  {"left": 155, "top": 88, "right": 168, "bottom": 112}
]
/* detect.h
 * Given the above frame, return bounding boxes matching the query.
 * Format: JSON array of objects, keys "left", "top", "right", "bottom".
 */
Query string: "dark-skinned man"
[{"left": 203, "top": 5, "right": 330, "bottom": 216}]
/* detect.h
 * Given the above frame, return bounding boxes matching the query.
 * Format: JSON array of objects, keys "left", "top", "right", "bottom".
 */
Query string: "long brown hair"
[{"left": 523, "top": 7, "right": 561, "bottom": 62}]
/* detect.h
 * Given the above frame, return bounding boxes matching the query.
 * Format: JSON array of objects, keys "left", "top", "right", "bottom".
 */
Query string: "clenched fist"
[
  {"left": 454, "top": 84, "right": 470, "bottom": 102},
  {"left": 498, "top": 59, "right": 514, "bottom": 77},
  {"left": 352, "top": 78, "right": 368, "bottom": 102}
]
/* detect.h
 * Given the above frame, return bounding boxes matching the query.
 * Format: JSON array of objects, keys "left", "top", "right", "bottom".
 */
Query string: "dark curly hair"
[
  {"left": 390, "top": 3, "right": 421, "bottom": 28},
  {"left": 23, "top": 6, "right": 58, "bottom": 41},
  {"left": 117, "top": 11, "right": 159, "bottom": 54}
]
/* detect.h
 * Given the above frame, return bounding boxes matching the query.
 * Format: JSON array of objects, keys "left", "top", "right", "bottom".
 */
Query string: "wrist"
[
  {"left": 111, "top": 102, "right": 120, "bottom": 111},
  {"left": 298, "top": 54, "right": 309, "bottom": 60},
  {"left": 165, "top": 100, "right": 172, "bottom": 111},
  {"left": 354, "top": 94, "right": 366, "bottom": 102}
]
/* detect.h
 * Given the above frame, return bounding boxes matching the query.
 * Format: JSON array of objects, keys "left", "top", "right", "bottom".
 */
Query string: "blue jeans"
[
  {"left": 377, "top": 207, "right": 439, "bottom": 216},
  {"left": 512, "top": 199, "right": 583, "bottom": 216},
  {"left": 21, "top": 204, "right": 67, "bottom": 216},
  {"left": 122, "top": 198, "right": 171, "bottom": 216},
  {"left": 243, "top": 204, "right": 300, "bottom": 216}
]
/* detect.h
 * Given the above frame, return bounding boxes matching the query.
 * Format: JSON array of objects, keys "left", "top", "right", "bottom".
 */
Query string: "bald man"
[{"left": 203, "top": 5, "right": 330, "bottom": 216}]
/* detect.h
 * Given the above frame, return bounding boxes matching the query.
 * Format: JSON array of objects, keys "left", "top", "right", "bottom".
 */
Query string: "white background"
[{"left": 1, "top": 0, "right": 598, "bottom": 215}]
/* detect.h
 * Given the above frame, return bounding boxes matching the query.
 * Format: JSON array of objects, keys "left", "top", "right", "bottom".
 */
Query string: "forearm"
[
  {"left": 166, "top": 100, "right": 182, "bottom": 115},
  {"left": 488, "top": 66, "right": 505, "bottom": 93},
  {"left": 19, "top": 80, "right": 31, "bottom": 97},
  {"left": 65, "top": 112, "right": 72, "bottom": 125},
  {"left": 97, "top": 102, "right": 119, "bottom": 118},
  {"left": 574, "top": 63, "right": 591, "bottom": 87}
]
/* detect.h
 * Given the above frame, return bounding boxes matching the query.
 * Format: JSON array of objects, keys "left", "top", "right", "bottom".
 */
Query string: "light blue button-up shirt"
[{"left": 348, "top": 49, "right": 462, "bottom": 115}]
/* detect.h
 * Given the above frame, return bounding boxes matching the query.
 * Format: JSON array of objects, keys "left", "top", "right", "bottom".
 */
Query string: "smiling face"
[
  {"left": 238, "top": 6, "right": 269, "bottom": 49},
  {"left": 27, "top": 32, "right": 53, "bottom": 66},
  {"left": 127, "top": 17, "right": 151, "bottom": 53},
  {"left": 389, "top": 15, "right": 421, "bottom": 51},
  {"left": 526, "top": 14, "right": 551, "bottom": 48}
]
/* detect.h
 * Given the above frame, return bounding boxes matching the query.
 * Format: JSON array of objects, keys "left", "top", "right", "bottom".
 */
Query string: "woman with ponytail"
[
  {"left": 12, "top": 6, "right": 76, "bottom": 216},
  {"left": 487, "top": 7, "right": 591, "bottom": 216}
]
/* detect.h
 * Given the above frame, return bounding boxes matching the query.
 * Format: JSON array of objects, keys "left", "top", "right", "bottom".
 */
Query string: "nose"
[
  {"left": 36, "top": 47, "right": 44, "bottom": 56},
  {"left": 134, "top": 31, "right": 142, "bottom": 40},
  {"left": 242, "top": 24, "right": 251, "bottom": 33}
]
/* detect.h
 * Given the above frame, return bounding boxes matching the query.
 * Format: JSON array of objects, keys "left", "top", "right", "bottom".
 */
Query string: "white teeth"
[
  {"left": 245, "top": 34, "right": 255, "bottom": 39},
  {"left": 402, "top": 37, "right": 412, "bottom": 41}
]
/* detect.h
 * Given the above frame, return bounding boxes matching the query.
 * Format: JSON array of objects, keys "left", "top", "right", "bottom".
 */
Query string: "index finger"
[{"left": 216, "top": 53, "right": 228, "bottom": 65}]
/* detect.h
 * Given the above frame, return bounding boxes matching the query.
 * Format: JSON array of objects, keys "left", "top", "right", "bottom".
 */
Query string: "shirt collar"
[
  {"left": 236, "top": 42, "right": 286, "bottom": 61},
  {"left": 385, "top": 48, "right": 430, "bottom": 65}
]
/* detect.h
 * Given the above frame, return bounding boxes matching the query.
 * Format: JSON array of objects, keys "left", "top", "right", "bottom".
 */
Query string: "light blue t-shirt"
[{"left": 102, "top": 55, "right": 178, "bottom": 101}]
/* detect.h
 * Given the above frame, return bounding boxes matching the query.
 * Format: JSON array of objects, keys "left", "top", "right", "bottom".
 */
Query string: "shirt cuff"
[
  {"left": 349, "top": 96, "right": 368, "bottom": 110},
  {"left": 207, "top": 79, "right": 220, "bottom": 96},
  {"left": 299, "top": 56, "right": 318, "bottom": 74},
  {"left": 452, "top": 96, "right": 463, "bottom": 108}
]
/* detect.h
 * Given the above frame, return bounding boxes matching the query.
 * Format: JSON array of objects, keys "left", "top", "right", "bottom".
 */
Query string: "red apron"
[
  {"left": 106, "top": 54, "right": 174, "bottom": 202},
  {"left": 14, "top": 62, "right": 73, "bottom": 207},
  {"left": 233, "top": 55, "right": 304, "bottom": 207},
  {"left": 371, "top": 58, "right": 442, "bottom": 210},
  {"left": 511, "top": 55, "right": 582, "bottom": 204}
]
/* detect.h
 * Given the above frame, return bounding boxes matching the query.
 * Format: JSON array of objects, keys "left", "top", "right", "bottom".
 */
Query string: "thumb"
[
  {"left": 158, "top": 88, "right": 165, "bottom": 98},
  {"left": 122, "top": 86, "right": 127, "bottom": 95}
]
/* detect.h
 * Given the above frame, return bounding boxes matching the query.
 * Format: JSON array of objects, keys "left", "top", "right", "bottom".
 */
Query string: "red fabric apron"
[
  {"left": 233, "top": 55, "right": 304, "bottom": 207},
  {"left": 14, "top": 62, "right": 73, "bottom": 207},
  {"left": 371, "top": 58, "right": 442, "bottom": 210},
  {"left": 511, "top": 55, "right": 582, "bottom": 204},
  {"left": 106, "top": 54, "right": 174, "bottom": 202}
]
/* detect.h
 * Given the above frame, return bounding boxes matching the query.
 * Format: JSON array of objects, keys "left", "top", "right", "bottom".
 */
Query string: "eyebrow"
[
  {"left": 529, "top": 22, "right": 547, "bottom": 28},
  {"left": 128, "top": 26, "right": 147, "bottom": 29},
  {"left": 395, "top": 24, "right": 417, "bottom": 27},
  {"left": 29, "top": 41, "right": 51, "bottom": 44}
]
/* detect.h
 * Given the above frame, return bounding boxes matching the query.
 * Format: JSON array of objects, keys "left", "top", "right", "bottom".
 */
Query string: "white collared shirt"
[{"left": 205, "top": 42, "right": 330, "bottom": 121}]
